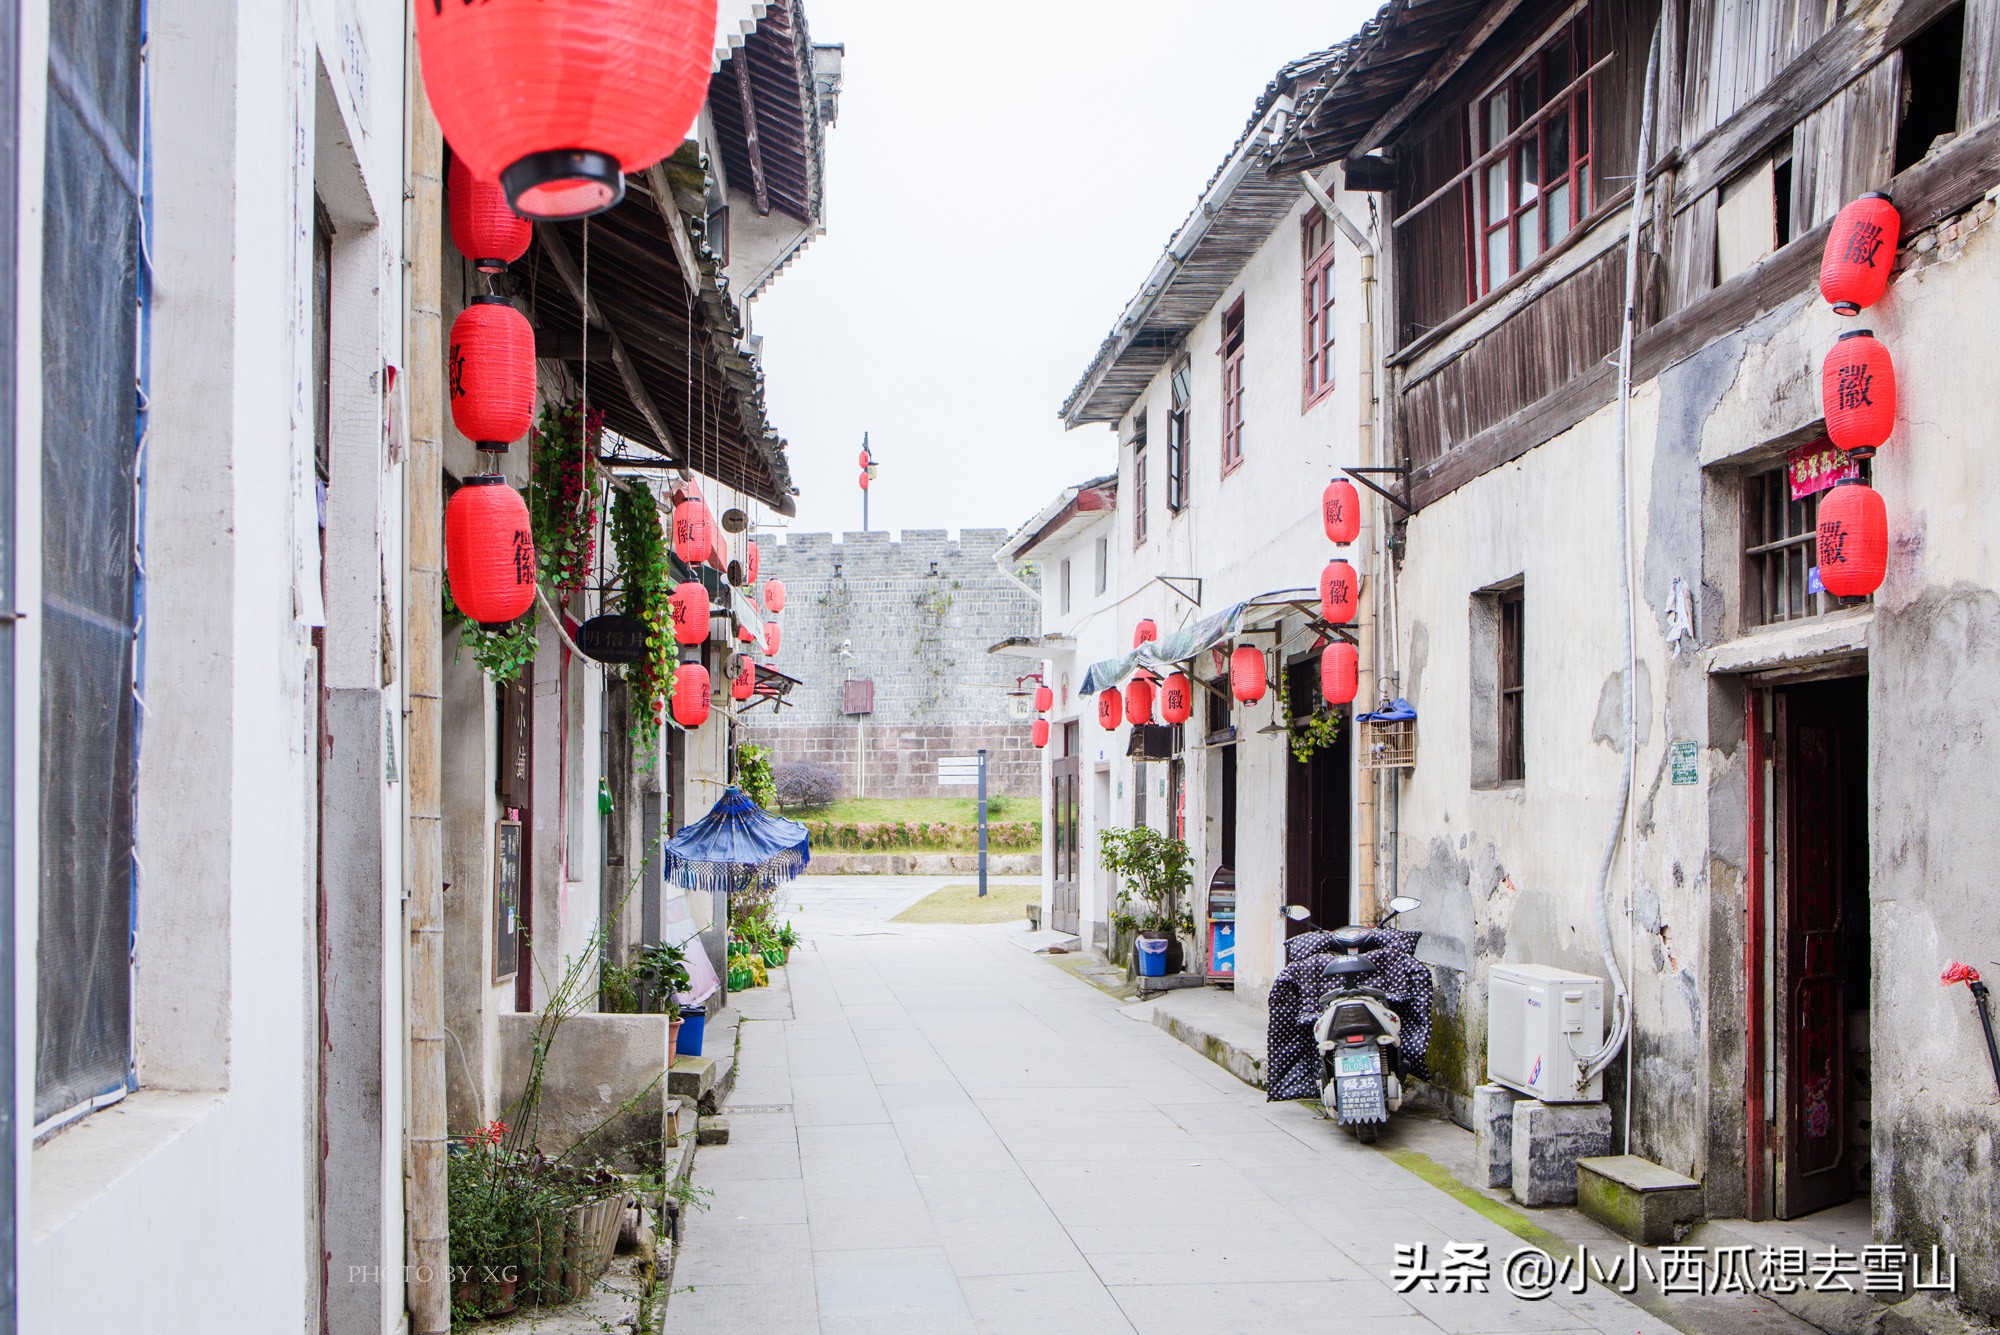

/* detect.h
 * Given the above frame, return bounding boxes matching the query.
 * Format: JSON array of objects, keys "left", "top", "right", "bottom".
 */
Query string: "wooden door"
[
  {"left": 1773, "top": 685, "right": 1854, "bottom": 1218},
  {"left": 1050, "top": 754, "right": 1080, "bottom": 934},
  {"left": 1284, "top": 658, "right": 1353, "bottom": 933}
]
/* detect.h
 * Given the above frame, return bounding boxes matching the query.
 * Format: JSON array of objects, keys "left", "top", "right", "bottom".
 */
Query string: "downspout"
[
  {"left": 1298, "top": 170, "right": 1384, "bottom": 922},
  {"left": 403, "top": 26, "right": 450, "bottom": 1335}
]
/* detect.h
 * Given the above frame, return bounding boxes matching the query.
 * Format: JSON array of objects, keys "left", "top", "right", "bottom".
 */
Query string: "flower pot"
[{"left": 668, "top": 1016, "right": 683, "bottom": 1063}]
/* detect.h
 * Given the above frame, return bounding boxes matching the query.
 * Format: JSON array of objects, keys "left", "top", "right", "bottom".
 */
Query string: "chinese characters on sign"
[
  {"left": 1787, "top": 437, "right": 1859, "bottom": 501},
  {"left": 1391, "top": 1241, "right": 1957, "bottom": 1301}
]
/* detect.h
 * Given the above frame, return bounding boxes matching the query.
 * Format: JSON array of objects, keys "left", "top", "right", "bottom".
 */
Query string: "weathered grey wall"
[{"left": 741, "top": 529, "right": 1041, "bottom": 798}]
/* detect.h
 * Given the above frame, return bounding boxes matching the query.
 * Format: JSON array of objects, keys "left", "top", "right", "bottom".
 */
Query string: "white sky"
[{"left": 750, "top": 0, "right": 1381, "bottom": 541}]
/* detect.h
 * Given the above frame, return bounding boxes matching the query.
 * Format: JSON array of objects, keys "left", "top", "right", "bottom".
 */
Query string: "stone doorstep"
[
  {"left": 1135, "top": 972, "right": 1209, "bottom": 995},
  {"left": 1145, "top": 989, "right": 1269, "bottom": 1090},
  {"left": 1576, "top": 1154, "right": 1703, "bottom": 1245}
]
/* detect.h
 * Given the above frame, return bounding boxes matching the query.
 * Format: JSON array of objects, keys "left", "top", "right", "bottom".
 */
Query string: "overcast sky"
[{"left": 750, "top": 0, "right": 1380, "bottom": 542}]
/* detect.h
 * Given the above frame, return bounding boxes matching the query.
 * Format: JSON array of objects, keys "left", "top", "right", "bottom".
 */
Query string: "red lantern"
[
  {"left": 744, "top": 539, "right": 760, "bottom": 586},
  {"left": 671, "top": 662, "right": 711, "bottom": 728},
  {"left": 1032, "top": 719, "right": 1051, "bottom": 749},
  {"left": 1033, "top": 685, "right": 1053, "bottom": 712},
  {"left": 1127, "top": 676, "right": 1156, "bottom": 725},
  {"left": 449, "top": 297, "right": 535, "bottom": 451},
  {"left": 415, "top": 0, "right": 717, "bottom": 220},
  {"left": 1096, "top": 689, "right": 1123, "bottom": 730},
  {"left": 1323, "top": 478, "right": 1360, "bottom": 545},
  {"left": 765, "top": 621, "right": 782, "bottom": 657},
  {"left": 1161, "top": 673, "right": 1193, "bottom": 725},
  {"left": 732, "top": 654, "right": 756, "bottom": 701},
  {"left": 1321, "top": 642, "right": 1359, "bottom": 707},
  {"left": 858, "top": 449, "right": 871, "bottom": 467},
  {"left": 1816, "top": 480, "right": 1888, "bottom": 597},
  {"left": 1133, "top": 619, "right": 1158, "bottom": 648},
  {"left": 737, "top": 622, "right": 756, "bottom": 644},
  {"left": 448, "top": 154, "right": 531, "bottom": 274},
  {"left": 859, "top": 470, "right": 872, "bottom": 491},
  {"left": 445, "top": 476, "right": 536, "bottom": 628},
  {"left": 1319, "top": 560, "right": 1359, "bottom": 625},
  {"left": 1822, "top": 331, "right": 1896, "bottom": 453},
  {"left": 1230, "top": 646, "right": 1266, "bottom": 703},
  {"left": 1820, "top": 193, "right": 1900, "bottom": 315},
  {"left": 673, "top": 495, "right": 713, "bottom": 564},
  {"left": 764, "top": 579, "right": 787, "bottom": 614},
  {"left": 669, "top": 580, "right": 708, "bottom": 646}
]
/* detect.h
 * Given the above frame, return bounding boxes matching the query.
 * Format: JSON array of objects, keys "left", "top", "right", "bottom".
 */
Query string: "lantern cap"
[
  {"left": 502, "top": 149, "right": 625, "bottom": 220},
  {"left": 1859, "top": 190, "right": 1895, "bottom": 203},
  {"left": 1836, "top": 329, "right": 1876, "bottom": 341},
  {"left": 459, "top": 473, "right": 508, "bottom": 488},
  {"left": 470, "top": 294, "right": 516, "bottom": 309}
]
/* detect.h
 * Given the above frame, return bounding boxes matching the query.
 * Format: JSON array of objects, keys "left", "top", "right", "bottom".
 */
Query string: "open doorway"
[
  {"left": 1751, "top": 675, "right": 1870, "bottom": 1220},
  {"left": 1284, "top": 656, "right": 1353, "bottom": 934}
]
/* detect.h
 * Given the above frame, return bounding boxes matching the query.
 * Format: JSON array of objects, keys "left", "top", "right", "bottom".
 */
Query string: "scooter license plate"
[{"left": 1335, "top": 1048, "right": 1382, "bottom": 1078}]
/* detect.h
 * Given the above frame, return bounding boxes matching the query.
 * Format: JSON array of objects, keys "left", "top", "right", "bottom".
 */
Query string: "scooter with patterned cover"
[{"left": 1283, "top": 896, "right": 1425, "bottom": 1144}]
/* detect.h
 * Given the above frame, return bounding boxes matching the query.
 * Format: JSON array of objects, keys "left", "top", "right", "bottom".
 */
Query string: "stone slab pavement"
[{"left": 663, "top": 879, "right": 1680, "bottom": 1335}]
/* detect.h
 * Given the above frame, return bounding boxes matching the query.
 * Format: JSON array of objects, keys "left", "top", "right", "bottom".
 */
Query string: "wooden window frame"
[
  {"left": 1742, "top": 456, "right": 1869, "bottom": 628},
  {"left": 1498, "top": 586, "right": 1525, "bottom": 782},
  {"left": 1131, "top": 412, "right": 1149, "bottom": 548},
  {"left": 1302, "top": 211, "right": 1338, "bottom": 406},
  {"left": 1166, "top": 357, "right": 1191, "bottom": 512},
  {"left": 1093, "top": 535, "right": 1108, "bottom": 596},
  {"left": 1219, "top": 297, "right": 1246, "bottom": 475},
  {"left": 1465, "top": 7, "right": 1594, "bottom": 301},
  {"left": 1059, "top": 557, "right": 1072, "bottom": 615}
]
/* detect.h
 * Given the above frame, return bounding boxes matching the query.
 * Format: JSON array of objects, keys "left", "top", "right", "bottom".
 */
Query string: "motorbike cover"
[{"left": 1266, "top": 926, "right": 1434, "bottom": 1102}]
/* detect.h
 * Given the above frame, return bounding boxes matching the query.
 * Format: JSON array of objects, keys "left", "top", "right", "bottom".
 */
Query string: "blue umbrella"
[{"left": 665, "top": 786, "right": 811, "bottom": 893}]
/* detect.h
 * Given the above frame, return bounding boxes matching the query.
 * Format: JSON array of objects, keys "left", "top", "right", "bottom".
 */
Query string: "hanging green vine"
[
  {"left": 529, "top": 398, "right": 604, "bottom": 593},
  {"left": 444, "top": 580, "right": 538, "bottom": 684},
  {"left": 609, "top": 479, "right": 674, "bottom": 748},
  {"left": 1279, "top": 676, "right": 1345, "bottom": 765}
]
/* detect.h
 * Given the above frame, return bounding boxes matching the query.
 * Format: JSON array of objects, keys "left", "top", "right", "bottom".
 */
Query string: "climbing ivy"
[
  {"left": 609, "top": 479, "right": 673, "bottom": 752},
  {"left": 528, "top": 398, "right": 603, "bottom": 594}
]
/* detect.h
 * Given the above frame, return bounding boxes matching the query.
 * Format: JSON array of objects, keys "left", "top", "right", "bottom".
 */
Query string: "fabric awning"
[{"left": 1078, "top": 589, "right": 1356, "bottom": 695}]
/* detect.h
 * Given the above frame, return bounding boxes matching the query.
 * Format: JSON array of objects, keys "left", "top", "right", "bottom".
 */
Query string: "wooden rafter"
[{"left": 732, "top": 54, "right": 772, "bottom": 216}]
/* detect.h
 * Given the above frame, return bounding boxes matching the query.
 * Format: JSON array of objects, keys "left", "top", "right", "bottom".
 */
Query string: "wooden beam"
[
  {"left": 733, "top": 54, "right": 772, "bottom": 217},
  {"left": 534, "top": 222, "right": 684, "bottom": 465},
  {"left": 1351, "top": 0, "right": 1535, "bottom": 159},
  {"left": 644, "top": 161, "right": 709, "bottom": 296}
]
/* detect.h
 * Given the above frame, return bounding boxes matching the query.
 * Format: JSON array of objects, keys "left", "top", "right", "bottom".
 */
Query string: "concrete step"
[
  {"left": 1142, "top": 988, "right": 1268, "bottom": 1089},
  {"left": 695, "top": 1115, "right": 730, "bottom": 1146},
  {"left": 1577, "top": 1153, "right": 1703, "bottom": 1244}
]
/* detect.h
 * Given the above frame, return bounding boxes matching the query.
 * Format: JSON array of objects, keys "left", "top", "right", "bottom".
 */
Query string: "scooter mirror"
[
  {"left": 1283, "top": 904, "right": 1313, "bottom": 921},
  {"left": 1387, "top": 896, "right": 1422, "bottom": 915}
]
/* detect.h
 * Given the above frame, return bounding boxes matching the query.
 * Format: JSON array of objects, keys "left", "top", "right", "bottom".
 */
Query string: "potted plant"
[
  {"left": 631, "top": 940, "right": 690, "bottom": 1056},
  {"left": 1100, "top": 826, "right": 1195, "bottom": 976}
]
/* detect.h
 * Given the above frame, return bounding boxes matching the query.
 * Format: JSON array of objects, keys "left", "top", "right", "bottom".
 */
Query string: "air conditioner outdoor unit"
[{"left": 1487, "top": 963, "right": 1605, "bottom": 1103}]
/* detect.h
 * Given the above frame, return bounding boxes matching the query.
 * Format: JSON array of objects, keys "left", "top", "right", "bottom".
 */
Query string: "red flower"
[{"left": 1942, "top": 961, "right": 1983, "bottom": 986}]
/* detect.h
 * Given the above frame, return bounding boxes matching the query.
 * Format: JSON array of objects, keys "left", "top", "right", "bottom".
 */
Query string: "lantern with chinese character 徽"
[
  {"left": 1134, "top": 619, "right": 1157, "bottom": 647},
  {"left": 1127, "top": 674, "right": 1156, "bottom": 725},
  {"left": 671, "top": 662, "right": 711, "bottom": 728},
  {"left": 450, "top": 297, "right": 536, "bottom": 451},
  {"left": 1161, "top": 672, "right": 1193, "bottom": 724},
  {"left": 1230, "top": 646, "right": 1266, "bottom": 703},
  {"left": 1096, "top": 689, "right": 1123, "bottom": 730},
  {"left": 670, "top": 580, "right": 708, "bottom": 646},
  {"left": 731, "top": 654, "right": 755, "bottom": 701},
  {"left": 1816, "top": 479, "right": 1887, "bottom": 597},
  {"left": 445, "top": 476, "right": 536, "bottom": 628},
  {"left": 415, "top": 0, "right": 718, "bottom": 220},
  {"left": 1822, "top": 331, "right": 1896, "bottom": 453},
  {"left": 1321, "top": 641, "right": 1359, "bottom": 707},
  {"left": 1032, "top": 719, "right": 1050, "bottom": 749},
  {"left": 1820, "top": 193, "right": 1900, "bottom": 315},
  {"left": 744, "top": 539, "right": 760, "bottom": 586},
  {"left": 1320, "top": 559, "right": 1358, "bottom": 625},
  {"left": 764, "top": 579, "right": 787, "bottom": 613},
  {"left": 1323, "top": 478, "right": 1360, "bottom": 545},
  {"left": 673, "top": 488, "right": 713, "bottom": 564},
  {"left": 449, "top": 155, "right": 532, "bottom": 274},
  {"left": 765, "top": 621, "right": 782, "bottom": 657},
  {"left": 1034, "top": 684, "right": 1053, "bottom": 712}
]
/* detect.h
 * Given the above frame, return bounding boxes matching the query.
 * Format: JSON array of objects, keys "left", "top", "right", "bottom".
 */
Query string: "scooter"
[{"left": 1283, "top": 896, "right": 1425, "bottom": 1144}]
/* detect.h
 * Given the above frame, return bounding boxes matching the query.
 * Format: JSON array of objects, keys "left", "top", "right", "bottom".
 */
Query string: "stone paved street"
[{"left": 664, "top": 879, "right": 1673, "bottom": 1334}]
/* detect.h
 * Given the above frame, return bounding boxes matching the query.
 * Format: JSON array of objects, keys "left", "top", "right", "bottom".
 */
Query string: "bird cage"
[{"left": 1357, "top": 696, "right": 1417, "bottom": 772}]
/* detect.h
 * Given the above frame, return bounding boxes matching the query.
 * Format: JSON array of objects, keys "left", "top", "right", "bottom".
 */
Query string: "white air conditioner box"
[{"left": 1487, "top": 963, "right": 1605, "bottom": 1103}]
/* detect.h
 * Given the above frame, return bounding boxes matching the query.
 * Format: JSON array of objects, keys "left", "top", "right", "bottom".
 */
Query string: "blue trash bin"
[
  {"left": 1136, "top": 937, "right": 1169, "bottom": 978},
  {"left": 678, "top": 1005, "right": 707, "bottom": 1058}
]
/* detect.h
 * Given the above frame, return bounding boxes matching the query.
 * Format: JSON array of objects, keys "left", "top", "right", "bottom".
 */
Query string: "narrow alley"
[{"left": 667, "top": 880, "right": 1687, "bottom": 1335}]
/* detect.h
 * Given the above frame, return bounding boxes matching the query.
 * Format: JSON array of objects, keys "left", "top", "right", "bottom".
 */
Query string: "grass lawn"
[
  {"left": 890, "top": 883, "right": 1039, "bottom": 925},
  {"left": 791, "top": 797, "right": 1040, "bottom": 827}
]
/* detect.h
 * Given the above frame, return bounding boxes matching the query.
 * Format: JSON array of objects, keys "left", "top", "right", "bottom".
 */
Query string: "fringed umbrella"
[{"left": 664, "top": 786, "right": 811, "bottom": 893}]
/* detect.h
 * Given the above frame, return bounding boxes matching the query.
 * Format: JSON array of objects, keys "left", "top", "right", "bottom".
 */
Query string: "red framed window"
[
  {"left": 1219, "top": 297, "right": 1245, "bottom": 473},
  {"left": 1469, "top": 10, "right": 1592, "bottom": 297},
  {"left": 1302, "top": 210, "right": 1337, "bottom": 405}
]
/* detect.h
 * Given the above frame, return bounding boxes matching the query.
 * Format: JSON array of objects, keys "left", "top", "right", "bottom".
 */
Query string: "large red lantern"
[
  {"left": 445, "top": 476, "right": 536, "bottom": 628},
  {"left": 673, "top": 494, "right": 713, "bottom": 564},
  {"left": 1230, "top": 646, "right": 1266, "bottom": 703},
  {"left": 731, "top": 654, "right": 756, "bottom": 701},
  {"left": 1320, "top": 560, "right": 1359, "bottom": 625},
  {"left": 764, "top": 621, "right": 782, "bottom": 657},
  {"left": 1096, "top": 689, "right": 1123, "bottom": 730},
  {"left": 1822, "top": 331, "right": 1896, "bottom": 453},
  {"left": 737, "top": 622, "right": 756, "bottom": 644},
  {"left": 670, "top": 580, "right": 708, "bottom": 646},
  {"left": 448, "top": 154, "right": 531, "bottom": 274},
  {"left": 1321, "top": 642, "right": 1359, "bottom": 707},
  {"left": 764, "top": 579, "right": 787, "bottom": 614},
  {"left": 1820, "top": 193, "right": 1900, "bottom": 315},
  {"left": 1033, "top": 685, "right": 1053, "bottom": 713},
  {"left": 1127, "top": 675, "right": 1156, "bottom": 725},
  {"left": 450, "top": 297, "right": 535, "bottom": 451},
  {"left": 415, "top": 0, "right": 717, "bottom": 220},
  {"left": 1133, "top": 619, "right": 1158, "bottom": 648},
  {"left": 1031, "top": 719, "right": 1051, "bottom": 749},
  {"left": 1323, "top": 478, "right": 1361, "bottom": 545},
  {"left": 744, "top": 539, "right": 760, "bottom": 587},
  {"left": 671, "top": 662, "right": 711, "bottom": 728},
  {"left": 1161, "top": 673, "right": 1193, "bottom": 725},
  {"left": 1816, "top": 480, "right": 1888, "bottom": 597}
]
